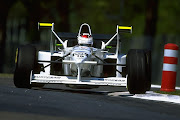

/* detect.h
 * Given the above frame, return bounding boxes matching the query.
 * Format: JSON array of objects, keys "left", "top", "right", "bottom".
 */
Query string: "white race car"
[{"left": 14, "top": 23, "right": 151, "bottom": 94}]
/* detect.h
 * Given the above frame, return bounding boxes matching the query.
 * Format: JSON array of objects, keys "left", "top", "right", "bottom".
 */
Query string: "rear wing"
[
  {"left": 38, "top": 23, "right": 54, "bottom": 30},
  {"left": 38, "top": 22, "right": 68, "bottom": 54},
  {"left": 101, "top": 25, "right": 132, "bottom": 50},
  {"left": 118, "top": 26, "right": 132, "bottom": 34},
  {"left": 56, "top": 32, "right": 116, "bottom": 48},
  {"left": 38, "top": 22, "right": 132, "bottom": 53}
]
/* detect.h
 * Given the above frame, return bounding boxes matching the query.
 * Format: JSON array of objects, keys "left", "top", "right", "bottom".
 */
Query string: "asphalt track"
[{"left": 0, "top": 77, "right": 180, "bottom": 120}]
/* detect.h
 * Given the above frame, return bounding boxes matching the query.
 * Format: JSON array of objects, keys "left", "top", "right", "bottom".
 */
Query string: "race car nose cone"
[
  {"left": 71, "top": 46, "right": 91, "bottom": 64},
  {"left": 73, "top": 54, "right": 88, "bottom": 64},
  {"left": 75, "top": 59, "right": 85, "bottom": 64}
]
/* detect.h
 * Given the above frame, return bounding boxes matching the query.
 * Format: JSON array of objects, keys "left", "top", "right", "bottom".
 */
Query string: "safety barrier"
[{"left": 161, "top": 43, "right": 179, "bottom": 92}]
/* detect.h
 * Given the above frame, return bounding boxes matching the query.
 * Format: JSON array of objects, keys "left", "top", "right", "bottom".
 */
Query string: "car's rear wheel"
[
  {"left": 127, "top": 49, "right": 148, "bottom": 94},
  {"left": 14, "top": 45, "right": 36, "bottom": 88}
]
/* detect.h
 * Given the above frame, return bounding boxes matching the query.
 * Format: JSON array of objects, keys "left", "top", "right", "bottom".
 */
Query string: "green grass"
[
  {"left": 0, "top": 74, "right": 13, "bottom": 78},
  {"left": 155, "top": 90, "right": 180, "bottom": 96}
]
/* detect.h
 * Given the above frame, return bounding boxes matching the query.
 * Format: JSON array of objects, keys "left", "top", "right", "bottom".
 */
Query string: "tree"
[
  {"left": 56, "top": 0, "right": 70, "bottom": 32},
  {"left": 144, "top": 0, "right": 159, "bottom": 50},
  {"left": 21, "top": 0, "right": 42, "bottom": 42},
  {"left": 0, "top": 0, "right": 16, "bottom": 72}
]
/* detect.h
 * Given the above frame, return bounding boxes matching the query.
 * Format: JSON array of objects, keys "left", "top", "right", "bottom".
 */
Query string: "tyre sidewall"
[
  {"left": 127, "top": 49, "right": 147, "bottom": 94},
  {"left": 14, "top": 45, "right": 36, "bottom": 88}
]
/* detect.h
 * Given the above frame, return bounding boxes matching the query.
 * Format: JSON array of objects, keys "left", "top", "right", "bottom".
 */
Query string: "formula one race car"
[{"left": 14, "top": 23, "right": 151, "bottom": 94}]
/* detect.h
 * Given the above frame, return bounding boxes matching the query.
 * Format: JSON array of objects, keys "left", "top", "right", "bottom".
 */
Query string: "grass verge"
[
  {"left": 155, "top": 90, "right": 180, "bottom": 96},
  {"left": 0, "top": 74, "right": 13, "bottom": 78}
]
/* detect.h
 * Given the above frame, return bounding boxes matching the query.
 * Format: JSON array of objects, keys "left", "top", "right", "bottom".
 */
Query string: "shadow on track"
[
  {"left": 32, "top": 87, "right": 111, "bottom": 95},
  {"left": 32, "top": 85, "right": 133, "bottom": 97}
]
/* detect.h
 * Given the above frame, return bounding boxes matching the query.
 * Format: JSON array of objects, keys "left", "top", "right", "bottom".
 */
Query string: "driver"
[{"left": 77, "top": 33, "right": 93, "bottom": 47}]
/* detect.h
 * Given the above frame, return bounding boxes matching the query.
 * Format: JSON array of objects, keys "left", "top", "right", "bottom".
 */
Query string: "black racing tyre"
[
  {"left": 14, "top": 45, "right": 36, "bottom": 88},
  {"left": 127, "top": 49, "right": 147, "bottom": 94},
  {"left": 144, "top": 50, "right": 152, "bottom": 91}
]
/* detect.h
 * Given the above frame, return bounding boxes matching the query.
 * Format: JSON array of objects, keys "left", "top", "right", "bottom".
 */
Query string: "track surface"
[{"left": 0, "top": 77, "right": 180, "bottom": 120}]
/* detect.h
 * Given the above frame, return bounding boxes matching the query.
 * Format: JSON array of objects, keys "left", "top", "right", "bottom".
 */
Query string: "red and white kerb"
[{"left": 161, "top": 43, "right": 179, "bottom": 92}]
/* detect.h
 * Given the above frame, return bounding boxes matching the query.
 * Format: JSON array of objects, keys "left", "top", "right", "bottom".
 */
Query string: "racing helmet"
[{"left": 77, "top": 33, "right": 93, "bottom": 46}]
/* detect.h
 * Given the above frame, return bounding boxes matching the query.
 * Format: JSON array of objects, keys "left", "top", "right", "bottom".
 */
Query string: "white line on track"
[
  {"left": 108, "top": 84, "right": 180, "bottom": 104},
  {"left": 130, "top": 91, "right": 180, "bottom": 104},
  {"left": 151, "top": 84, "right": 180, "bottom": 90}
]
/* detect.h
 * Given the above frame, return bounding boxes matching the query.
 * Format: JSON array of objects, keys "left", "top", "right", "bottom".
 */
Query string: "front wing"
[{"left": 31, "top": 74, "right": 127, "bottom": 87}]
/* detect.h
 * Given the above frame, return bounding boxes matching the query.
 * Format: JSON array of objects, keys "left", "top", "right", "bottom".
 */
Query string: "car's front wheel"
[
  {"left": 14, "top": 45, "right": 36, "bottom": 88},
  {"left": 127, "top": 49, "right": 148, "bottom": 94}
]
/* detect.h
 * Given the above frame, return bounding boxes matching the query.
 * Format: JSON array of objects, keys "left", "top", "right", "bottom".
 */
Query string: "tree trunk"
[
  {"left": 0, "top": 16, "right": 7, "bottom": 72},
  {"left": 56, "top": 0, "right": 70, "bottom": 32},
  {"left": 144, "top": 0, "right": 159, "bottom": 50},
  {"left": 22, "top": 0, "right": 42, "bottom": 43},
  {"left": 0, "top": 1, "right": 16, "bottom": 72}
]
